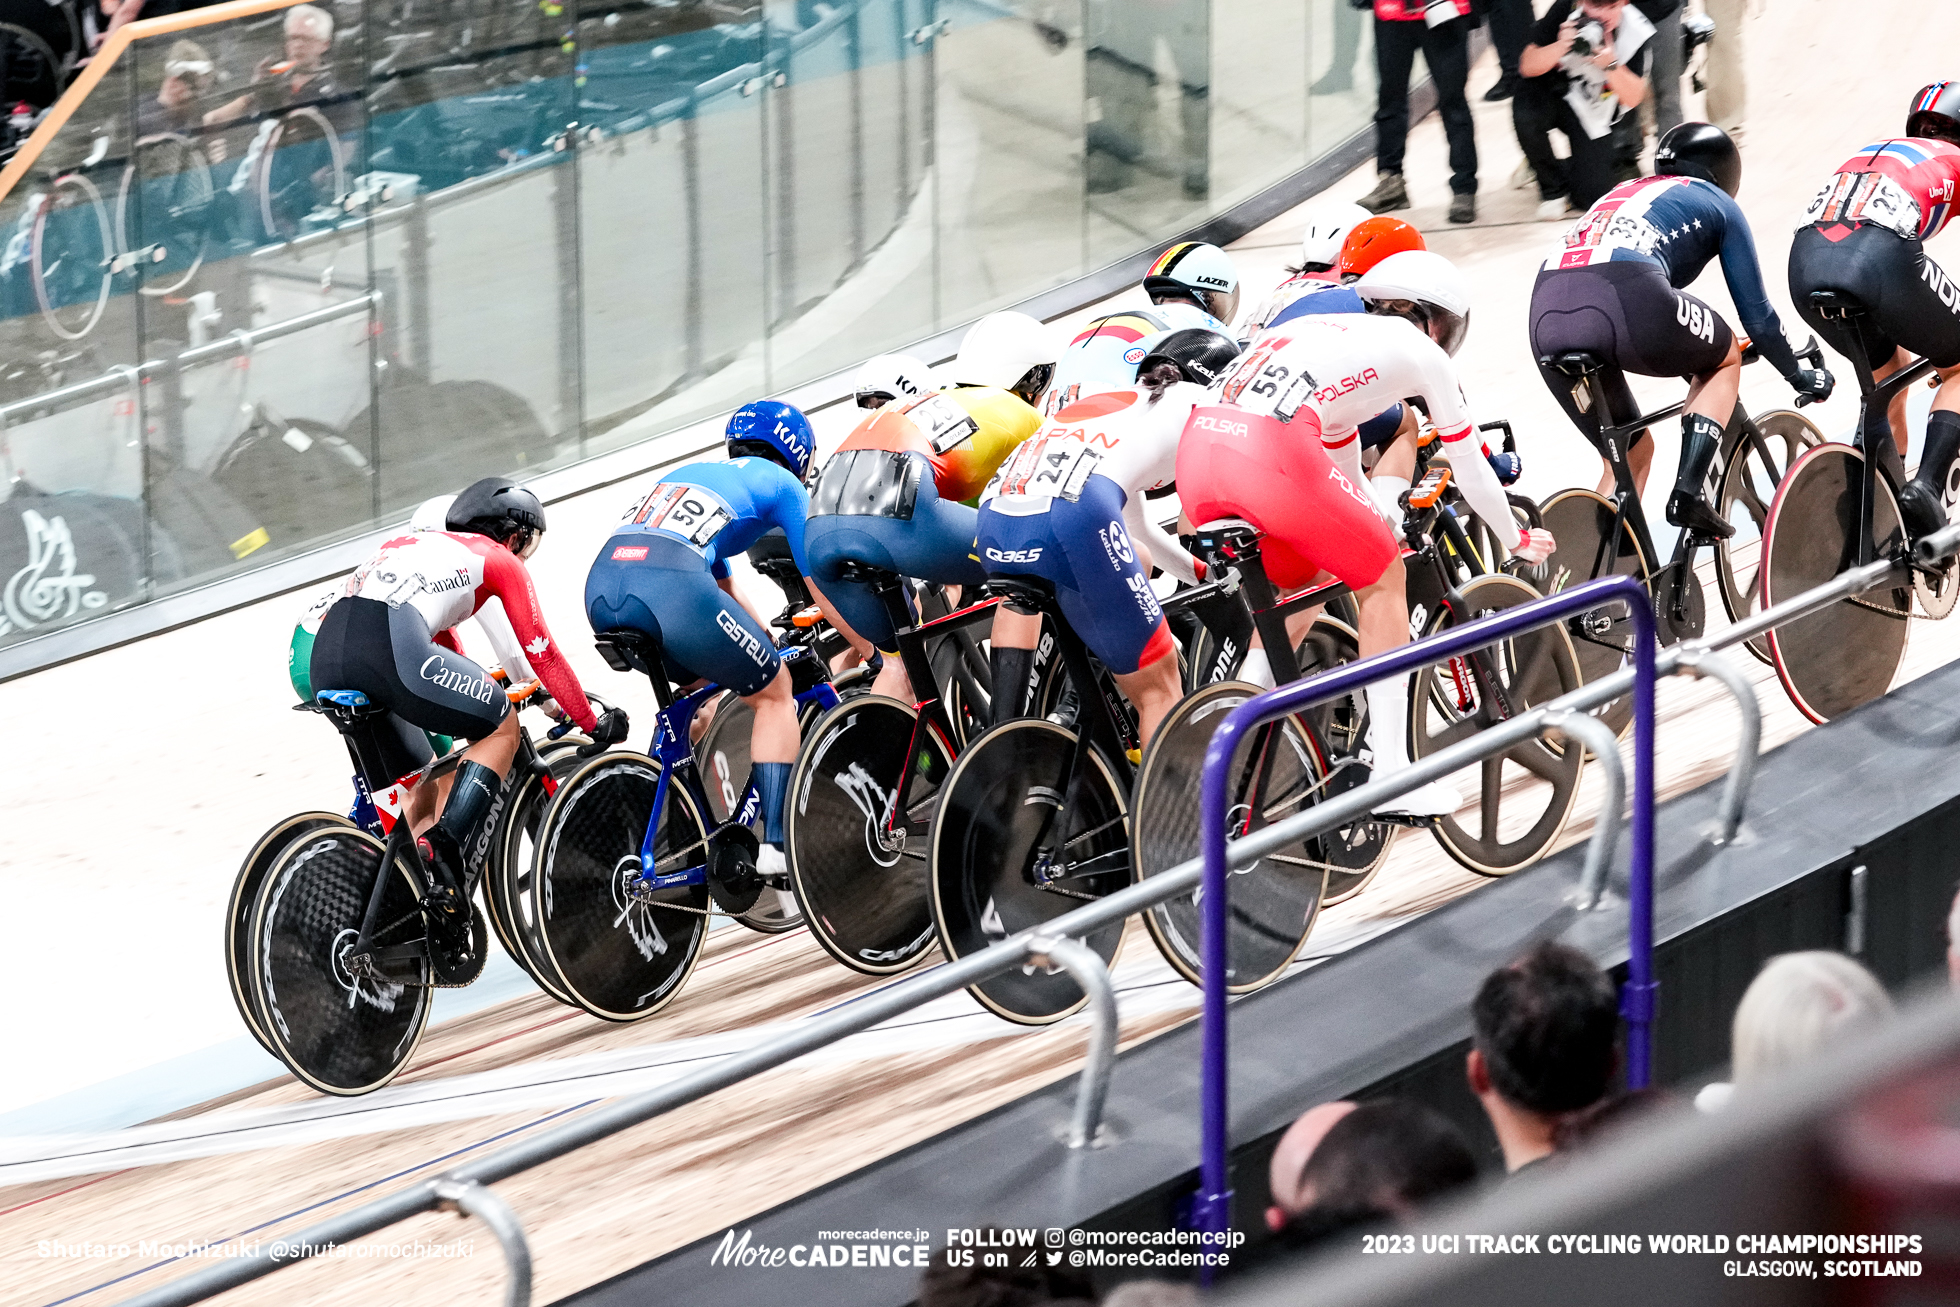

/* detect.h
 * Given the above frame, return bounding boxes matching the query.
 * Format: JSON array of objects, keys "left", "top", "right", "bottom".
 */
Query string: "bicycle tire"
[
  {"left": 786, "top": 695, "right": 950, "bottom": 974},
  {"left": 1130, "top": 682, "right": 1329, "bottom": 993},
  {"left": 929, "top": 718, "right": 1130, "bottom": 1025},
  {"left": 486, "top": 743, "right": 587, "bottom": 1005},
  {"left": 256, "top": 106, "right": 349, "bottom": 240},
  {"left": 1717, "top": 409, "right": 1823, "bottom": 665},
  {"left": 694, "top": 691, "right": 803, "bottom": 935},
  {"left": 1411, "top": 573, "right": 1586, "bottom": 876},
  {"left": 117, "top": 133, "right": 214, "bottom": 297},
  {"left": 1293, "top": 616, "right": 1395, "bottom": 904},
  {"left": 1536, "top": 488, "right": 1650, "bottom": 737},
  {"left": 225, "top": 810, "right": 350, "bottom": 1054},
  {"left": 30, "top": 173, "right": 113, "bottom": 341},
  {"left": 1762, "top": 444, "right": 1911, "bottom": 724},
  {"left": 533, "top": 752, "right": 711, "bottom": 1022},
  {"left": 248, "top": 827, "right": 432, "bottom": 1096}
]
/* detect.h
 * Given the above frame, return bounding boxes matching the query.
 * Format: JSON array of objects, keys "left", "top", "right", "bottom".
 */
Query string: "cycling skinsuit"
[
  {"left": 585, "top": 458, "right": 811, "bottom": 697},
  {"left": 1257, "top": 280, "right": 1405, "bottom": 451},
  {"left": 804, "top": 386, "right": 1042, "bottom": 650},
  {"left": 310, "top": 530, "right": 598, "bottom": 744},
  {"left": 1041, "top": 310, "right": 1175, "bottom": 416},
  {"left": 1789, "top": 138, "right": 1960, "bottom": 369},
  {"left": 1529, "top": 174, "right": 1800, "bottom": 443},
  {"left": 976, "top": 384, "right": 1209, "bottom": 674},
  {"left": 1243, "top": 270, "right": 1341, "bottom": 336}
]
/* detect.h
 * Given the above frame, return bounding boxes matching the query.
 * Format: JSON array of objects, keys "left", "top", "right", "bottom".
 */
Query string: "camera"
[{"left": 1568, "top": 19, "right": 1608, "bottom": 58}]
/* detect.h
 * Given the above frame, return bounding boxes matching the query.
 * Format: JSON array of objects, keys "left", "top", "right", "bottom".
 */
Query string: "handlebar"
[{"left": 1475, "top": 418, "right": 1518, "bottom": 454}]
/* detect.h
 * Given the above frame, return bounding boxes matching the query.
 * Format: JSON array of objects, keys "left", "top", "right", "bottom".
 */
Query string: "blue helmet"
[{"left": 726, "top": 400, "right": 815, "bottom": 480}]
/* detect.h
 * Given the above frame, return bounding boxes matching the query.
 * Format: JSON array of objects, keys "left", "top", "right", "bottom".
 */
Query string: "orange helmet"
[{"left": 1337, "top": 217, "right": 1426, "bottom": 281}]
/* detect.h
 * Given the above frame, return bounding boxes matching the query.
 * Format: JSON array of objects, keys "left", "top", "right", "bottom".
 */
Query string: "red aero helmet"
[{"left": 1336, "top": 216, "right": 1427, "bottom": 281}]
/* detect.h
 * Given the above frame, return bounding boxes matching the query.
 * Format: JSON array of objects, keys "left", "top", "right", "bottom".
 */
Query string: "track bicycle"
[
  {"left": 1758, "top": 290, "right": 1953, "bottom": 722},
  {"left": 1535, "top": 340, "right": 1830, "bottom": 731}
]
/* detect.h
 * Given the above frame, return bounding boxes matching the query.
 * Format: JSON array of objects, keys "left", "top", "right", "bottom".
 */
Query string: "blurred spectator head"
[
  {"left": 1946, "top": 884, "right": 1960, "bottom": 988},
  {"left": 1468, "top": 941, "right": 1619, "bottom": 1171},
  {"left": 1266, "top": 1101, "right": 1355, "bottom": 1230},
  {"left": 918, "top": 1230, "right": 1094, "bottom": 1307},
  {"left": 1731, "top": 951, "right": 1893, "bottom": 1087},
  {"left": 1271, "top": 1100, "right": 1478, "bottom": 1253},
  {"left": 1103, "top": 1283, "right": 1198, "bottom": 1307},
  {"left": 158, "top": 40, "right": 214, "bottom": 110},
  {"left": 1550, "top": 1087, "right": 1675, "bottom": 1154},
  {"left": 283, "top": 5, "right": 333, "bottom": 67}
]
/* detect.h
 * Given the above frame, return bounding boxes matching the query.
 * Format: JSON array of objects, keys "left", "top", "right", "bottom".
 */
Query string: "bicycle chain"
[{"left": 1843, "top": 591, "right": 1913, "bottom": 620}]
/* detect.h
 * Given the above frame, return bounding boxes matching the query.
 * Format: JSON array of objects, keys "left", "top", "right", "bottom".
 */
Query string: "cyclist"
[
  {"left": 852, "top": 353, "right": 939, "bottom": 411},
  {"left": 1789, "top": 83, "right": 1960, "bottom": 540},
  {"left": 585, "top": 401, "right": 858, "bottom": 883},
  {"left": 1037, "top": 242, "right": 1240, "bottom": 415},
  {"left": 1254, "top": 216, "right": 1428, "bottom": 335},
  {"left": 309, "top": 476, "right": 623, "bottom": 917},
  {"left": 1144, "top": 240, "right": 1242, "bottom": 332},
  {"left": 976, "top": 328, "right": 1242, "bottom": 744},
  {"left": 806, "top": 311, "right": 1058, "bottom": 702},
  {"left": 1239, "top": 201, "right": 1371, "bottom": 335},
  {"left": 1176, "top": 251, "right": 1557, "bottom": 815},
  {"left": 1529, "top": 122, "right": 1834, "bottom": 539}
]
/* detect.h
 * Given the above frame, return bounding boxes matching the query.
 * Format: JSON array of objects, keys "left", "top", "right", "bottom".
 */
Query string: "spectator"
[
  {"left": 1702, "top": 0, "right": 1748, "bottom": 140},
  {"left": 207, "top": 3, "right": 337, "bottom": 127},
  {"left": 1479, "top": 0, "right": 1535, "bottom": 103},
  {"left": 1514, "top": 0, "right": 1656, "bottom": 219},
  {"left": 1311, "top": 0, "right": 1366, "bottom": 96},
  {"left": 1467, "top": 940, "right": 1620, "bottom": 1173},
  {"left": 1103, "top": 1283, "right": 1199, "bottom": 1307},
  {"left": 1638, "top": 0, "right": 1685, "bottom": 138},
  {"left": 135, "top": 39, "right": 216, "bottom": 144},
  {"left": 1266, "top": 1100, "right": 1357, "bottom": 1230},
  {"left": 1357, "top": 0, "right": 1479, "bottom": 226},
  {"left": 1268, "top": 1099, "right": 1479, "bottom": 1254},
  {"left": 918, "top": 1231, "right": 1094, "bottom": 1307},
  {"left": 1549, "top": 1086, "right": 1675, "bottom": 1151},
  {"left": 1696, "top": 952, "right": 1893, "bottom": 1110}
]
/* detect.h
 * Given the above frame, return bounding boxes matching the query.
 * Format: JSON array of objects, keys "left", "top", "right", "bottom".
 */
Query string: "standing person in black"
[
  {"left": 1480, "top": 0, "right": 1536, "bottom": 102},
  {"left": 1358, "top": 0, "right": 1480, "bottom": 225},
  {"left": 1514, "top": 0, "right": 1656, "bottom": 218}
]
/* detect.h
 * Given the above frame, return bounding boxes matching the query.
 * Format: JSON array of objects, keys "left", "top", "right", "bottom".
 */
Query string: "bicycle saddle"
[
  {"left": 832, "top": 558, "right": 902, "bottom": 587},
  {"left": 593, "top": 627, "right": 665, "bottom": 676},
  {"left": 982, "top": 574, "right": 1056, "bottom": 615},
  {"left": 301, "top": 688, "right": 387, "bottom": 722},
  {"left": 1189, "top": 517, "right": 1264, "bottom": 558},
  {"left": 1807, "top": 289, "right": 1868, "bottom": 319},
  {"left": 1540, "top": 351, "right": 1605, "bottom": 378}
]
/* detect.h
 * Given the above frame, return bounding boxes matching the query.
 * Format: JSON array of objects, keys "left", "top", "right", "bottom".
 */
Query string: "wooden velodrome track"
[{"left": 8, "top": 3, "right": 1960, "bottom": 1303}]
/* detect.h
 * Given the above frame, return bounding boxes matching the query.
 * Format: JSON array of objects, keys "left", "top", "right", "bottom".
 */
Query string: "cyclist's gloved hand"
[
  {"left": 1513, "top": 527, "right": 1557, "bottom": 567},
  {"left": 1487, "top": 451, "right": 1524, "bottom": 486},
  {"left": 577, "top": 706, "right": 631, "bottom": 757},
  {"left": 1791, "top": 368, "right": 1835, "bottom": 406}
]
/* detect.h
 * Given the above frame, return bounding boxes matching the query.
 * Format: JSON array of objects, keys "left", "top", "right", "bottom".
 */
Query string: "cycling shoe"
[
  {"left": 1665, "top": 490, "right": 1734, "bottom": 540},
  {"left": 1372, "top": 778, "right": 1460, "bottom": 817},
  {"left": 1897, "top": 479, "right": 1949, "bottom": 541}
]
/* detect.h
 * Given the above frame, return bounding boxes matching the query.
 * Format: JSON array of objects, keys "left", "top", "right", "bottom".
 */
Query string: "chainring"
[
  {"left": 427, "top": 902, "right": 489, "bottom": 987},
  {"left": 707, "top": 825, "right": 765, "bottom": 915}
]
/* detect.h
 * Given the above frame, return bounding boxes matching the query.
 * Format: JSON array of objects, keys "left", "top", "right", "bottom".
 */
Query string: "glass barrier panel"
[
  {"left": 1084, "top": 0, "right": 1210, "bottom": 270},
  {"left": 1308, "top": 0, "right": 1377, "bottom": 157},
  {"left": 1207, "top": 0, "right": 1308, "bottom": 216}
]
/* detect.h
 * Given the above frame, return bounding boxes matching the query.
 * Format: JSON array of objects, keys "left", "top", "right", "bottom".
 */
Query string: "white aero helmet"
[
  {"left": 410, "top": 493, "right": 456, "bottom": 532},
  {"left": 852, "top": 353, "right": 938, "bottom": 409},
  {"left": 1142, "top": 241, "right": 1241, "bottom": 326},
  {"left": 951, "top": 310, "right": 1064, "bottom": 403},
  {"left": 1296, "top": 201, "right": 1372, "bottom": 271},
  {"left": 1354, "top": 249, "right": 1472, "bottom": 357}
]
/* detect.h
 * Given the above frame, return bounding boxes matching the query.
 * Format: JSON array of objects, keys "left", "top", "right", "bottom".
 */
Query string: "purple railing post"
[{"left": 1193, "top": 575, "right": 1656, "bottom": 1243}]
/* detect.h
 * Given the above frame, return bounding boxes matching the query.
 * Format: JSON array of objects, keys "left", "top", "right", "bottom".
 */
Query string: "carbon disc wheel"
[
  {"left": 249, "top": 828, "right": 431, "bottom": 1096},
  {"left": 226, "top": 810, "right": 351, "bottom": 1053},
  {"left": 929, "top": 718, "right": 1130, "bottom": 1025},
  {"left": 1130, "top": 682, "right": 1329, "bottom": 993},
  {"left": 696, "top": 692, "right": 803, "bottom": 935},
  {"left": 1718, "top": 409, "right": 1822, "bottom": 664},
  {"left": 534, "top": 753, "right": 711, "bottom": 1022},
  {"left": 1762, "top": 444, "right": 1911, "bottom": 723},
  {"left": 118, "top": 133, "right": 214, "bottom": 297},
  {"left": 486, "top": 742, "right": 587, "bottom": 1004},
  {"left": 1294, "top": 616, "right": 1395, "bottom": 903},
  {"left": 1536, "top": 488, "right": 1651, "bottom": 737},
  {"left": 31, "top": 173, "right": 114, "bottom": 340},
  {"left": 786, "top": 695, "right": 950, "bottom": 974}
]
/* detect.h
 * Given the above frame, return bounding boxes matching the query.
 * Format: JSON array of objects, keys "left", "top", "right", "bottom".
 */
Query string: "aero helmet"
[
  {"left": 1355, "top": 250, "right": 1472, "bottom": 357},
  {"left": 1296, "top": 201, "right": 1372, "bottom": 272},
  {"left": 725, "top": 400, "right": 816, "bottom": 479},
  {"left": 1908, "top": 82, "right": 1960, "bottom": 144},
  {"left": 1142, "top": 241, "right": 1241, "bottom": 325},
  {"left": 1654, "top": 121, "right": 1742, "bottom": 197},
  {"left": 851, "top": 354, "right": 938, "bottom": 410},
  {"left": 951, "top": 310, "right": 1064, "bottom": 404},
  {"left": 1136, "top": 327, "right": 1243, "bottom": 388},
  {"left": 1337, "top": 216, "right": 1427, "bottom": 281},
  {"left": 409, "top": 493, "right": 456, "bottom": 532},
  {"left": 447, "top": 477, "right": 546, "bottom": 555}
]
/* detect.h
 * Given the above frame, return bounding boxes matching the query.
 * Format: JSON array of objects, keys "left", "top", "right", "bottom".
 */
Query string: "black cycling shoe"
[
  {"left": 1666, "top": 490, "right": 1734, "bottom": 540},
  {"left": 1896, "top": 479, "right": 1949, "bottom": 541}
]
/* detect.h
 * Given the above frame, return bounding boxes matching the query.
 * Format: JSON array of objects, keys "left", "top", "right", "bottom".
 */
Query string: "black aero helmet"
[
  {"left": 1654, "top": 122, "right": 1742, "bottom": 197},
  {"left": 1908, "top": 82, "right": 1960, "bottom": 143},
  {"left": 1137, "top": 328, "right": 1242, "bottom": 387},
  {"left": 447, "top": 475, "right": 545, "bottom": 552}
]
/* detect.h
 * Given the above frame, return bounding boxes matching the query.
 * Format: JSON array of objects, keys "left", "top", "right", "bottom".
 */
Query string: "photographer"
[{"left": 1515, "top": 0, "right": 1655, "bottom": 216}]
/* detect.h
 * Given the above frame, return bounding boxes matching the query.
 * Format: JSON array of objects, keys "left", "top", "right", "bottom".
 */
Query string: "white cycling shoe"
[
  {"left": 755, "top": 842, "right": 788, "bottom": 880},
  {"left": 1372, "top": 777, "right": 1461, "bottom": 818}
]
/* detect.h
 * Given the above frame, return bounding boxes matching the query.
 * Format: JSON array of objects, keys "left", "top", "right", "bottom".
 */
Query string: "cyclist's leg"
[{"left": 1528, "top": 266, "right": 1654, "bottom": 496}]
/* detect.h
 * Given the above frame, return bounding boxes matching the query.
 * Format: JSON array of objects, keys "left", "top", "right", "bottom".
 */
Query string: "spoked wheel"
[
  {"left": 695, "top": 691, "right": 803, "bottom": 934},
  {"left": 930, "top": 718, "right": 1131, "bottom": 1025},
  {"left": 1293, "top": 616, "right": 1394, "bottom": 904},
  {"left": 30, "top": 173, "right": 114, "bottom": 340},
  {"left": 256, "top": 106, "right": 349, "bottom": 240},
  {"left": 248, "top": 828, "right": 432, "bottom": 1095},
  {"left": 1410, "top": 574, "right": 1586, "bottom": 876},
  {"left": 786, "top": 695, "right": 951, "bottom": 974},
  {"left": 1537, "top": 488, "right": 1651, "bottom": 736},
  {"left": 118, "top": 133, "right": 215, "bottom": 297},
  {"left": 1131, "top": 682, "right": 1328, "bottom": 993},
  {"left": 485, "top": 742, "right": 587, "bottom": 1004},
  {"left": 1761, "top": 444, "right": 1911, "bottom": 724},
  {"left": 534, "top": 753, "right": 712, "bottom": 1021},
  {"left": 1717, "top": 409, "right": 1823, "bottom": 664},
  {"left": 226, "top": 810, "right": 351, "bottom": 1053}
]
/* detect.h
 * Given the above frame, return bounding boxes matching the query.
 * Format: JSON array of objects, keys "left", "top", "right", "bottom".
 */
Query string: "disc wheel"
[
  {"left": 118, "top": 133, "right": 214, "bottom": 297},
  {"left": 929, "top": 718, "right": 1131, "bottom": 1025},
  {"left": 1130, "top": 682, "right": 1328, "bottom": 993},
  {"left": 256, "top": 106, "right": 349, "bottom": 240},
  {"left": 31, "top": 172, "right": 113, "bottom": 340},
  {"left": 534, "top": 753, "right": 711, "bottom": 1021},
  {"left": 1762, "top": 444, "right": 1911, "bottom": 724},
  {"left": 695, "top": 691, "right": 803, "bottom": 934},
  {"left": 1293, "top": 616, "right": 1395, "bottom": 903},
  {"left": 786, "top": 695, "right": 950, "bottom": 974},
  {"left": 226, "top": 810, "right": 351, "bottom": 1053},
  {"left": 249, "top": 828, "right": 431, "bottom": 1096},
  {"left": 485, "top": 741, "right": 587, "bottom": 1004},
  {"left": 1716, "top": 409, "right": 1822, "bottom": 663},
  {"left": 1411, "top": 574, "right": 1586, "bottom": 876},
  {"left": 1537, "top": 488, "right": 1651, "bottom": 736}
]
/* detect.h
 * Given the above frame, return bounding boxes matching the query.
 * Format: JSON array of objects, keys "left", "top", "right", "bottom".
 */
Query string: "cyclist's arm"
[
  {"left": 1122, "top": 494, "right": 1201, "bottom": 585},
  {"left": 1714, "top": 192, "right": 1801, "bottom": 377},
  {"left": 471, "top": 596, "right": 539, "bottom": 683},
  {"left": 1413, "top": 347, "right": 1527, "bottom": 548},
  {"left": 478, "top": 545, "right": 597, "bottom": 732}
]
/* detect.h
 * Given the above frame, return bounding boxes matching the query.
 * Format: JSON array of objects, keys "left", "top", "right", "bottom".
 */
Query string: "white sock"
[
  {"left": 1240, "top": 647, "right": 1276, "bottom": 689},
  {"left": 1365, "top": 679, "right": 1413, "bottom": 775},
  {"left": 1370, "top": 476, "right": 1412, "bottom": 530}
]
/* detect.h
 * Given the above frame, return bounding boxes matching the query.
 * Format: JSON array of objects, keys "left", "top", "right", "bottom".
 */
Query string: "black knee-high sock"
[
  {"left": 428, "top": 760, "right": 502, "bottom": 888},
  {"left": 990, "top": 645, "right": 1036, "bottom": 726},
  {"left": 1674, "top": 412, "right": 1725, "bottom": 501},
  {"left": 1914, "top": 409, "right": 1960, "bottom": 495}
]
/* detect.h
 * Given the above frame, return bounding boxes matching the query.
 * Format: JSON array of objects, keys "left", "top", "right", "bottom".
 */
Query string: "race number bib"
[
  {"left": 990, "top": 437, "right": 1102, "bottom": 503},
  {"left": 629, "top": 482, "right": 734, "bottom": 551},
  {"left": 900, "top": 393, "right": 980, "bottom": 455},
  {"left": 1804, "top": 171, "right": 1923, "bottom": 241}
]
